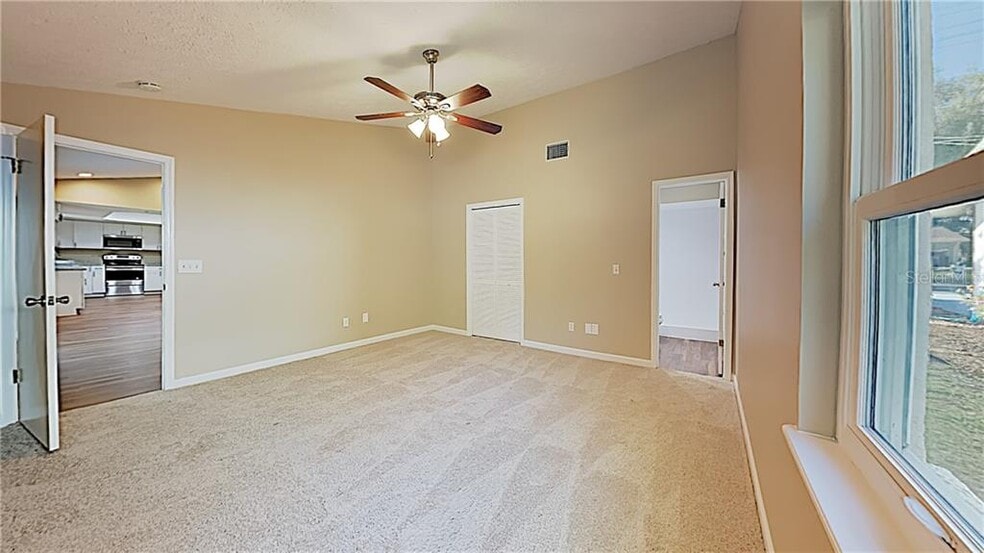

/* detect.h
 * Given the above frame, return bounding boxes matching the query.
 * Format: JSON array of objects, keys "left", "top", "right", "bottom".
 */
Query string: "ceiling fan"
[{"left": 355, "top": 49, "right": 502, "bottom": 158}]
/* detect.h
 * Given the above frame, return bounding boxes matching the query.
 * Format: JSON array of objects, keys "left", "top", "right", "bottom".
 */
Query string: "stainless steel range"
[{"left": 103, "top": 254, "right": 145, "bottom": 296}]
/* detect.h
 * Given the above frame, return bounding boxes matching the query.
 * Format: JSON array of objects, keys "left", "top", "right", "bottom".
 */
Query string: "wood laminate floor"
[
  {"left": 57, "top": 295, "right": 161, "bottom": 411},
  {"left": 658, "top": 336, "right": 719, "bottom": 377}
]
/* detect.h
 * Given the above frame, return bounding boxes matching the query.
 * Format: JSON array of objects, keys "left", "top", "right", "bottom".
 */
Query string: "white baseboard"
[
  {"left": 427, "top": 325, "right": 469, "bottom": 336},
  {"left": 734, "top": 376, "right": 775, "bottom": 552},
  {"left": 169, "top": 325, "right": 463, "bottom": 389},
  {"left": 521, "top": 339, "right": 655, "bottom": 368},
  {"left": 659, "top": 325, "right": 719, "bottom": 342}
]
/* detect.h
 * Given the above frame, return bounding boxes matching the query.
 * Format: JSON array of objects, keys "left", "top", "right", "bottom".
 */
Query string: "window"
[
  {"left": 848, "top": 1, "right": 984, "bottom": 551},
  {"left": 866, "top": 199, "right": 983, "bottom": 545}
]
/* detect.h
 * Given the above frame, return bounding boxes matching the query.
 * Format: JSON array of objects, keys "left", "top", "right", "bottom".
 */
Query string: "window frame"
[{"left": 841, "top": 2, "right": 984, "bottom": 551}]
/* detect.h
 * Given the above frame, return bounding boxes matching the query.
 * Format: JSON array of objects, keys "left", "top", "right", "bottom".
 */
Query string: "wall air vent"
[{"left": 546, "top": 141, "right": 570, "bottom": 162}]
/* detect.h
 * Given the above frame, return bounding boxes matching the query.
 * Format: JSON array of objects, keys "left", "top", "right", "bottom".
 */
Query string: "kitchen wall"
[
  {"left": 2, "top": 83, "right": 433, "bottom": 380},
  {"left": 735, "top": 2, "right": 831, "bottom": 550},
  {"left": 429, "top": 36, "right": 738, "bottom": 359},
  {"left": 56, "top": 177, "right": 162, "bottom": 211}
]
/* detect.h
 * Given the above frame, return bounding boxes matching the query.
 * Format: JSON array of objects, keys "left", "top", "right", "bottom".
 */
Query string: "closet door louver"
[
  {"left": 468, "top": 204, "right": 523, "bottom": 342},
  {"left": 469, "top": 209, "right": 497, "bottom": 339},
  {"left": 493, "top": 206, "right": 522, "bottom": 341}
]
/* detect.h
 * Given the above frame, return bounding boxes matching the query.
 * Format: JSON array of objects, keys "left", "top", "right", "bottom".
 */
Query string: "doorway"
[
  {"left": 466, "top": 198, "right": 524, "bottom": 343},
  {"left": 652, "top": 172, "right": 735, "bottom": 379},
  {"left": 53, "top": 145, "right": 165, "bottom": 410},
  {"left": 1, "top": 116, "right": 175, "bottom": 451}
]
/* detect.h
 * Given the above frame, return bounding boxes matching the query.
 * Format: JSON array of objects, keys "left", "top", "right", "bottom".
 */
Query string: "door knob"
[
  {"left": 712, "top": 282, "right": 722, "bottom": 287},
  {"left": 55, "top": 296, "right": 70, "bottom": 305},
  {"left": 24, "top": 295, "right": 45, "bottom": 308}
]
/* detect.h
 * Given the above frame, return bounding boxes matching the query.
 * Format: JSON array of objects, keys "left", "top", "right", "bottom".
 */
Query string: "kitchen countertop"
[{"left": 55, "top": 266, "right": 86, "bottom": 271}]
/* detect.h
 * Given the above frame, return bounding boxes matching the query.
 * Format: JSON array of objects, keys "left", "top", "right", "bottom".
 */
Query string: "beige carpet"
[{"left": 1, "top": 331, "right": 763, "bottom": 552}]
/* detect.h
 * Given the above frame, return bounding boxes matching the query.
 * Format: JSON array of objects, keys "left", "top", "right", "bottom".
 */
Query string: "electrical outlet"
[
  {"left": 612, "top": 263, "right": 620, "bottom": 275},
  {"left": 177, "top": 259, "right": 203, "bottom": 273},
  {"left": 362, "top": 312, "right": 369, "bottom": 323},
  {"left": 342, "top": 317, "right": 350, "bottom": 328},
  {"left": 568, "top": 322, "right": 575, "bottom": 332}
]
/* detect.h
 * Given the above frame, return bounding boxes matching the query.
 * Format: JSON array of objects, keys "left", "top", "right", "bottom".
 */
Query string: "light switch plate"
[
  {"left": 177, "top": 259, "right": 203, "bottom": 273},
  {"left": 612, "top": 263, "right": 620, "bottom": 275},
  {"left": 568, "top": 322, "right": 575, "bottom": 332},
  {"left": 585, "top": 323, "right": 599, "bottom": 335},
  {"left": 362, "top": 312, "right": 369, "bottom": 323},
  {"left": 343, "top": 317, "right": 350, "bottom": 328}
]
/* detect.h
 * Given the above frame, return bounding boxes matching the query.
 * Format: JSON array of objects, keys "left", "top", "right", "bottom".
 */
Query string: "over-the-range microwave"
[{"left": 102, "top": 234, "right": 143, "bottom": 250}]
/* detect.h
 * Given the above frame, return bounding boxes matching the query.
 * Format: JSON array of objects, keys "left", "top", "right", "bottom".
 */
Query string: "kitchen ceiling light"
[
  {"left": 77, "top": 172, "right": 94, "bottom": 178},
  {"left": 407, "top": 118, "right": 426, "bottom": 138}
]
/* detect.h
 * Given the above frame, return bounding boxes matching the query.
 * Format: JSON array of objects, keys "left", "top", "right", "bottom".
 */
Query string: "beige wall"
[
  {"left": 430, "top": 37, "right": 737, "bottom": 359},
  {"left": 2, "top": 83, "right": 433, "bottom": 379},
  {"left": 735, "top": 2, "right": 831, "bottom": 551},
  {"left": 56, "top": 177, "right": 162, "bottom": 211}
]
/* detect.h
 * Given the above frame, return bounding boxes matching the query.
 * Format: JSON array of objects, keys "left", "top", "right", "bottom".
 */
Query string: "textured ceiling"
[
  {"left": 2, "top": 2, "right": 739, "bottom": 124},
  {"left": 56, "top": 146, "right": 161, "bottom": 179}
]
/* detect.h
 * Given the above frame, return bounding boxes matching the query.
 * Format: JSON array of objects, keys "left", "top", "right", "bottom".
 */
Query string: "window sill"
[{"left": 782, "top": 425, "right": 924, "bottom": 552}]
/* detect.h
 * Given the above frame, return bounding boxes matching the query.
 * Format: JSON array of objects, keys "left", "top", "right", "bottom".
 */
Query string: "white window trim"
[
  {"left": 840, "top": 153, "right": 984, "bottom": 553},
  {"left": 834, "top": 1, "right": 984, "bottom": 550}
]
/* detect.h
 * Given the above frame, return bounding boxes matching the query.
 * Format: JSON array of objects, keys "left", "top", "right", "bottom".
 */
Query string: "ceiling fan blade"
[
  {"left": 355, "top": 111, "right": 415, "bottom": 121},
  {"left": 364, "top": 76, "right": 415, "bottom": 104},
  {"left": 441, "top": 84, "right": 491, "bottom": 110},
  {"left": 451, "top": 113, "right": 503, "bottom": 135}
]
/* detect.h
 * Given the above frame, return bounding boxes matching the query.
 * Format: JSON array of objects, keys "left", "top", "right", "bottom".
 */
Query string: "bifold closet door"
[{"left": 468, "top": 204, "right": 523, "bottom": 342}]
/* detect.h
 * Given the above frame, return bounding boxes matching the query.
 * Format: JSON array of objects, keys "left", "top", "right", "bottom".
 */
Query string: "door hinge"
[
  {"left": 12, "top": 368, "right": 22, "bottom": 384},
  {"left": 718, "top": 339, "right": 725, "bottom": 347},
  {"left": 719, "top": 198, "right": 726, "bottom": 208},
  {"left": 2, "top": 156, "right": 24, "bottom": 174}
]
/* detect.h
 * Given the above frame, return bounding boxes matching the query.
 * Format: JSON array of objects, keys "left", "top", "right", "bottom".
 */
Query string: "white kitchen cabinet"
[
  {"left": 145, "top": 266, "right": 164, "bottom": 293},
  {"left": 56, "top": 220, "right": 76, "bottom": 248},
  {"left": 124, "top": 224, "right": 143, "bottom": 237},
  {"left": 84, "top": 266, "right": 106, "bottom": 296},
  {"left": 74, "top": 221, "right": 104, "bottom": 249},
  {"left": 141, "top": 225, "right": 162, "bottom": 251},
  {"left": 103, "top": 222, "right": 126, "bottom": 236}
]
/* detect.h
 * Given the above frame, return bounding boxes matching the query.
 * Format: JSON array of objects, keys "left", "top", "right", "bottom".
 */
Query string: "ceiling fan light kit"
[{"left": 355, "top": 48, "right": 503, "bottom": 158}]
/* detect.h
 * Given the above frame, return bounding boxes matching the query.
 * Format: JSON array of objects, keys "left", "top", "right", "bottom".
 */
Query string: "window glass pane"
[
  {"left": 897, "top": 0, "right": 984, "bottom": 181},
  {"left": 930, "top": 1, "right": 984, "bottom": 167},
  {"left": 869, "top": 197, "right": 983, "bottom": 541}
]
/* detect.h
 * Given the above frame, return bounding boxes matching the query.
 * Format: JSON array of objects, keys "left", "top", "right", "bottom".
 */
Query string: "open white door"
[
  {"left": 718, "top": 177, "right": 735, "bottom": 380},
  {"left": 15, "top": 114, "right": 60, "bottom": 451}
]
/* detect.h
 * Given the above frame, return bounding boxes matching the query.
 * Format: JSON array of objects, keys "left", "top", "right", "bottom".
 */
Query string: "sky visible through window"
[{"left": 932, "top": 1, "right": 983, "bottom": 79}]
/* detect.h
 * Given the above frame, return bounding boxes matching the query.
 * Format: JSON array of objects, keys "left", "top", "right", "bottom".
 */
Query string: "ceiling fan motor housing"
[{"left": 414, "top": 91, "right": 448, "bottom": 110}]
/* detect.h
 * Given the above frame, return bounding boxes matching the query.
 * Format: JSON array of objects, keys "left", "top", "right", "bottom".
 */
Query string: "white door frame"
[
  {"left": 465, "top": 197, "right": 524, "bottom": 341},
  {"left": 1, "top": 122, "right": 178, "bottom": 395},
  {"left": 652, "top": 171, "right": 735, "bottom": 380}
]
